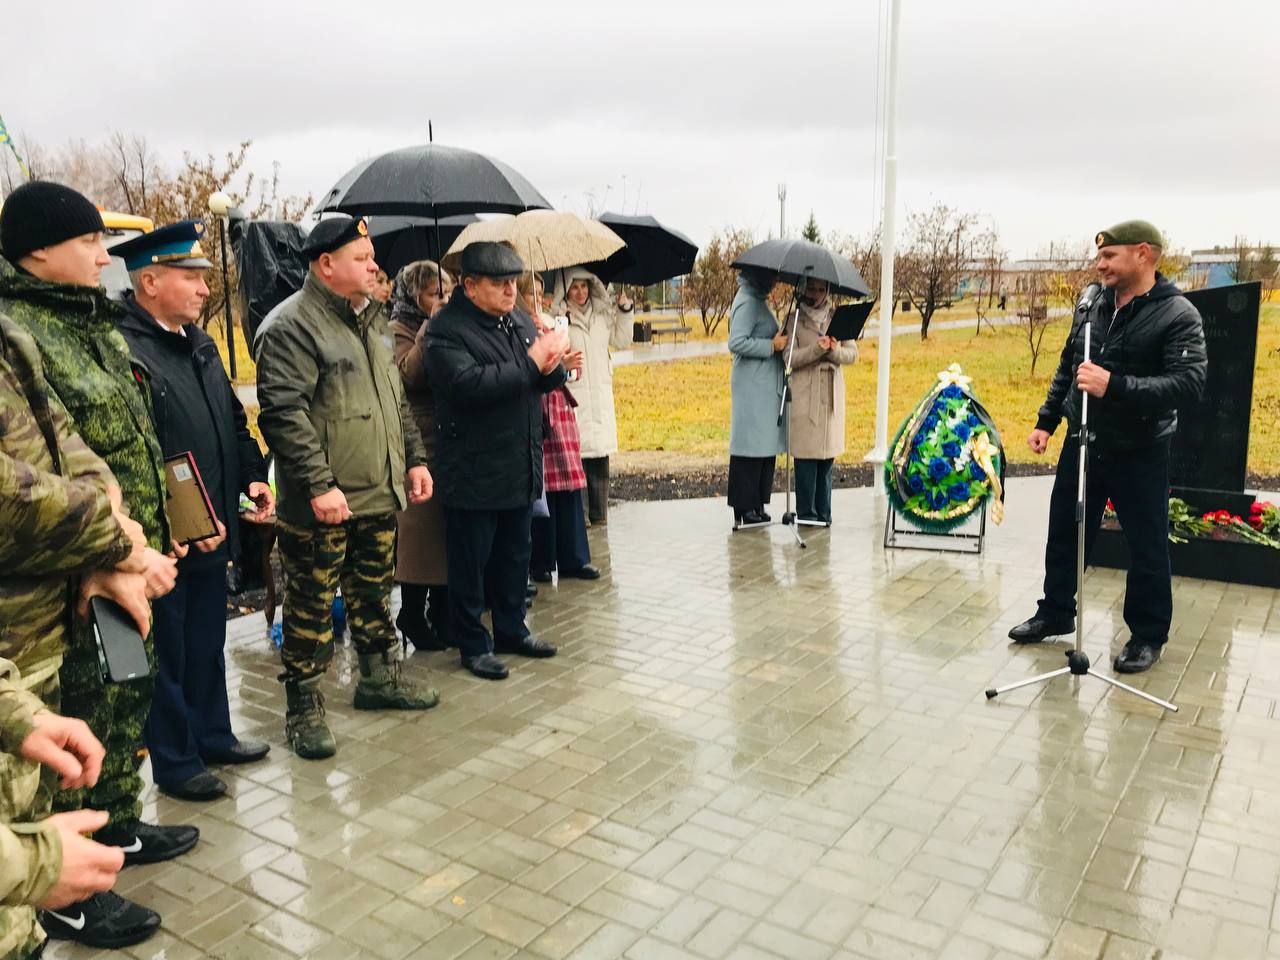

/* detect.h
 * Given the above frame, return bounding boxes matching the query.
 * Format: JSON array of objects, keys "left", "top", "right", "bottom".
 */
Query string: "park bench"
[{"left": 647, "top": 318, "right": 692, "bottom": 344}]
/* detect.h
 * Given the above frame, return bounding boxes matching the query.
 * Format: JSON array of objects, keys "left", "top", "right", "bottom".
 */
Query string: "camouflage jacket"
[
  {"left": 0, "top": 258, "right": 169, "bottom": 550},
  {"left": 0, "top": 313, "right": 133, "bottom": 681},
  {"left": 0, "top": 656, "right": 61, "bottom": 960}
]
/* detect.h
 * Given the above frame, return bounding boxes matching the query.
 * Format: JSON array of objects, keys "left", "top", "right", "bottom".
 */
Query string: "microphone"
[{"left": 1077, "top": 282, "right": 1102, "bottom": 312}]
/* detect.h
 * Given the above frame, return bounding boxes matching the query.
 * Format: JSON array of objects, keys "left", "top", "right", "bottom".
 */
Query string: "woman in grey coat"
[{"left": 726, "top": 268, "right": 786, "bottom": 528}]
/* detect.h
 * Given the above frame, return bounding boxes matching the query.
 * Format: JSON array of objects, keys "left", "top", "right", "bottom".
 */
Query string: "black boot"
[
  {"left": 397, "top": 583, "right": 443, "bottom": 652},
  {"left": 426, "top": 586, "right": 452, "bottom": 649}
]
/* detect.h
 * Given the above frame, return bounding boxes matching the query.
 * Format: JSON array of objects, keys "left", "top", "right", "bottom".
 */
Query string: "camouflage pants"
[
  {"left": 277, "top": 514, "right": 397, "bottom": 682},
  {"left": 52, "top": 631, "right": 154, "bottom": 828}
]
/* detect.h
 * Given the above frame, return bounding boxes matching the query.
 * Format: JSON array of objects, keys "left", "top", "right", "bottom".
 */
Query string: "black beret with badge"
[
  {"left": 302, "top": 215, "right": 369, "bottom": 260},
  {"left": 1095, "top": 220, "right": 1164, "bottom": 249}
]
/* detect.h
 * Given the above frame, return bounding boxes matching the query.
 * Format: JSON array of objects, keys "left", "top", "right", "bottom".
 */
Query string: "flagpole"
[{"left": 867, "top": 0, "right": 901, "bottom": 494}]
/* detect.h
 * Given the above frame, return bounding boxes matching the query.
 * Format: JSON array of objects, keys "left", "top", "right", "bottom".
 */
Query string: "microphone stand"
[
  {"left": 986, "top": 290, "right": 1176, "bottom": 711},
  {"left": 776, "top": 268, "right": 811, "bottom": 548}
]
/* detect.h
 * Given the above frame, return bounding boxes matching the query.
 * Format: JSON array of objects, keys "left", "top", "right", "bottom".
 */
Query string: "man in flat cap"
[
  {"left": 256, "top": 215, "right": 438, "bottom": 760},
  {"left": 1010, "top": 220, "right": 1207, "bottom": 673},
  {"left": 0, "top": 180, "right": 197, "bottom": 947},
  {"left": 113, "top": 221, "right": 274, "bottom": 800},
  {"left": 427, "top": 242, "right": 570, "bottom": 680}
]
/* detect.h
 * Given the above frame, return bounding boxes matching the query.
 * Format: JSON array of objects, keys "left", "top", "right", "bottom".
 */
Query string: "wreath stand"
[{"left": 884, "top": 501, "right": 987, "bottom": 555}]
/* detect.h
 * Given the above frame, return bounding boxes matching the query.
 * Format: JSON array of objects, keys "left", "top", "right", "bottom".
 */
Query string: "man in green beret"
[
  {"left": 256, "top": 215, "right": 439, "bottom": 760},
  {"left": 1010, "top": 220, "right": 1207, "bottom": 673}
]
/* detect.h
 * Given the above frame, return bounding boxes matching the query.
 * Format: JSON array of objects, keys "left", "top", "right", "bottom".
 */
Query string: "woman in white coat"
[
  {"left": 787, "top": 279, "right": 857, "bottom": 525},
  {"left": 553, "top": 267, "right": 633, "bottom": 523}
]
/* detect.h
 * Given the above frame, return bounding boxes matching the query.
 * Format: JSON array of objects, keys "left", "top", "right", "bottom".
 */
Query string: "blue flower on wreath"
[
  {"left": 923, "top": 413, "right": 940, "bottom": 432},
  {"left": 927, "top": 489, "right": 949, "bottom": 510},
  {"left": 942, "top": 441, "right": 962, "bottom": 459},
  {"left": 967, "top": 413, "right": 981, "bottom": 427},
  {"left": 953, "top": 422, "right": 971, "bottom": 443},
  {"left": 941, "top": 385, "right": 964, "bottom": 400},
  {"left": 908, "top": 474, "right": 924, "bottom": 493},
  {"left": 969, "top": 461, "right": 986, "bottom": 481},
  {"left": 928, "top": 457, "right": 950, "bottom": 480},
  {"left": 949, "top": 482, "right": 971, "bottom": 502},
  {"left": 912, "top": 431, "right": 927, "bottom": 448}
]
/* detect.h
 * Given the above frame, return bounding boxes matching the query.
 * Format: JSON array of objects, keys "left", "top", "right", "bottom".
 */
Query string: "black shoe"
[
  {"left": 397, "top": 610, "right": 446, "bottom": 652},
  {"left": 760, "top": 510, "right": 772, "bottom": 523},
  {"left": 158, "top": 770, "right": 226, "bottom": 802},
  {"left": 41, "top": 891, "right": 161, "bottom": 949},
  {"left": 96, "top": 821, "right": 199, "bottom": 866},
  {"left": 561, "top": 565, "right": 601, "bottom": 580},
  {"left": 203, "top": 738, "right": 270, "bottom": 765},
  {"left": 526, "top": 581, "right": 539, "bottom": 598},
  {"left": 463, "top": 653, "right": 509, "bottom": 680},
  {"left": 1114, "top": 640, "right": 1162, "bottom": 674},
  {"left": 1008, "top": 616, "right": 1075, "bottom": 644},
  {"left": 735, "top": 510, "right": 769, "bottom": 529},
  {"left": 530, "top": 570, "right": 553, "bottom": 584},
  {"left": 495, "top": 635, "right": 558, "bottom": 658}
]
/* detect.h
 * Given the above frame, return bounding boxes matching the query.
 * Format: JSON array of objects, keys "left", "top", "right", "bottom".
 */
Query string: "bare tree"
[
  {"left": 896, "top": 204, "right": 975, "bottom": 339},
  {"left": 682, "top": 227, "right": 752, "bottom": 336},
  {"left": 1019, "top": 271, "right": 1056, "bottom": 375},
  {"left": 969, "top": 226, "right": 1003, "bottom": 334}
]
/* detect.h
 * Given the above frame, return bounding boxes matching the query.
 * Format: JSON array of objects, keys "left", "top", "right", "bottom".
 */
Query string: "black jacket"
[
  {"left": 118, "top": 297, "right": 267, "bottom": 565},
  {"left": 425, "top": 288, "right": 565, "bottom": 510},
  {"left": 1037, "top": 273, "right": 1207, "bottom": 452}
]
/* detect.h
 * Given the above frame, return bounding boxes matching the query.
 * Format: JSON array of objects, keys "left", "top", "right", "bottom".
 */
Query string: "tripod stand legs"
[{"left": 985, "top": 649, "right": 1178, "bottom": 712}]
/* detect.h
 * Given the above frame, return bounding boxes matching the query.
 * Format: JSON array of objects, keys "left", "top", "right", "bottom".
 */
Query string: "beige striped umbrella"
[{"left": 442, "top": 210, "right": 625, "bottom": 274}]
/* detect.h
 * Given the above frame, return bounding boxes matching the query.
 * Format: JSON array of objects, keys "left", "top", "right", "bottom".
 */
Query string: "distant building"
[{"left": 1186, "top": 245, "right": 1275, "bottom": 289}]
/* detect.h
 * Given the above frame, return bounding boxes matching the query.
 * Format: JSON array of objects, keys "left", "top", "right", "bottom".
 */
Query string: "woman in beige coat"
[
  {"left": 388, "top": 260, "right": 453, "bottom": 650},
  {"left": 553, "top": 266, "right": 633, "bottom": 523},
  {"left": 787, "top": 278, "right": 857, "bottom": 525}
]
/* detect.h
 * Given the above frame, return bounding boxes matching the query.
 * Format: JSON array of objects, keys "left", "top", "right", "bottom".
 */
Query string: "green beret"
[{"left": 1095, "top": 220, "right": 1164, "bottom": 249}]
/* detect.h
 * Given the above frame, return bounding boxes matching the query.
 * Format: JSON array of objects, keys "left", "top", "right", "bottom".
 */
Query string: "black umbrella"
[
  {"left": 368, "top": 214, "right": 478, "bottom": 277},
  {"left": 316, "top": 143, "right": 551, "bottom": 218},
  {"left": 587, "top": 212, "right": 699, "bottom": 286},
  {"left": 731, "top": 238, "right": 870, "bottom": 298}
]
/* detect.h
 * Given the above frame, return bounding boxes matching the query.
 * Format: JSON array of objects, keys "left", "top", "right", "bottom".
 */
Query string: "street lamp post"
[{"left": 207, "top": 191, "right": 236, "bottom": 381}]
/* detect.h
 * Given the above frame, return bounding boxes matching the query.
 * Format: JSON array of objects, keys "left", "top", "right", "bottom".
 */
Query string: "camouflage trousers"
[
  {"left": 277, "top": 514, "right": 398, "bottom": 682},
  {"left": 52, "top": 631, "right": 154, "bottom": 828}
]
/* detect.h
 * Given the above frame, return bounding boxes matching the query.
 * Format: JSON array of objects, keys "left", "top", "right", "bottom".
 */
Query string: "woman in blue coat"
[{"left": 727, "top": 267, "right": 787, "bottom": 528}]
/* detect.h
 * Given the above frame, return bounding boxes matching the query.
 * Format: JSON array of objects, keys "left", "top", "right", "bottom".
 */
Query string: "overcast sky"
[{"left": 4, "top": 0, "right": 1278, "bottom": 257}]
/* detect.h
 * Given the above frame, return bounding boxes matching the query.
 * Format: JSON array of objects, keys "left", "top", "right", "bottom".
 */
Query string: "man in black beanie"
[{"left": 0, "top": 180, "right": 197, "bottom": 949}]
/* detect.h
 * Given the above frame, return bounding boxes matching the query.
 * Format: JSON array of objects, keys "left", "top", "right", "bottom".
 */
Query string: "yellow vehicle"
[{"left": 100, "top": 210, "right": 154, "bottom": 297}]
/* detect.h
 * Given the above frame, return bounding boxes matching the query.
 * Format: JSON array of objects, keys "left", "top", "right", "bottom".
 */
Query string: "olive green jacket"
[{"left": 256, "top": 272, "right": 426, "bottom": 525}]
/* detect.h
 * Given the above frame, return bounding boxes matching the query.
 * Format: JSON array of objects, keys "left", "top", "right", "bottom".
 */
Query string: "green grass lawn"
[{"left": 616, "top": 303, "right": 1280, "bottom": 475}]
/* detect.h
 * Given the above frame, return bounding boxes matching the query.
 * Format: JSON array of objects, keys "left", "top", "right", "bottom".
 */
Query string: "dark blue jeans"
[{"left": 531, "top": 489, "right": 591, "bottom": 575}]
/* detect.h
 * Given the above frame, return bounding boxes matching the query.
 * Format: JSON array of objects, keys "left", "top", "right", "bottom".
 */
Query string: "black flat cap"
[
  {"left": 302, "top": 216, "right": 369, "bottom": 260},
  {"left": 459, "top": 241, "right": 524, "bottom": 279}
]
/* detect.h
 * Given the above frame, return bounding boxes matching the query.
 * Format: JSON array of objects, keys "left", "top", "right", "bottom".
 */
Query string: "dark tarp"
[{"left": 230, "top": 219, "right": 308, "bottom": 347}]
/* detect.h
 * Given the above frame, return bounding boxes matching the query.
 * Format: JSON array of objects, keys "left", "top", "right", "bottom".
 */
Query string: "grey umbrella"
[
  {"left": 316, "top": 143, "right": 551, "bottom": 218},
  {"left": 731, "top": 238, "right": 870, "bottom": 298}
]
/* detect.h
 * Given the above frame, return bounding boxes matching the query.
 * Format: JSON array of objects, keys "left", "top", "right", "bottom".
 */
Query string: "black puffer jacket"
[
  {"left": 425, "top": 288, "right": 566, "bottom": 510},
  {"left": 1037, "top": 274, "right": 1207, "bottom": 451}
]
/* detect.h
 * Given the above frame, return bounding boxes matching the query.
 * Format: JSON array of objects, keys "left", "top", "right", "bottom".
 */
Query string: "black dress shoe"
[
  {"left": 158, "top": 770, "right": 227, "bottom": 802},
  {"left": 561, "top": 564, "right": 601, "bottom": 580},
  {"left": 495, "top": 635, "right": 558, "bottom": 658},
  {"left": 760, "top": 509, "right": 772, "bottom": 523},
  {"left": 735, "top": 510, "right": 769, "bottom": 529},
  {"left": 530, "top": 570, "right": 553, "bottom": 584},
  {"left": 1008, "top": 616, "right": 1075, "bottom": 644},
  {"left": 1114, "top": 640, "right": 1162, "bottom": 674},
  {"left": 203, "top": 739, "right": 271, "bottom": 765},
  {"left": 463, "top": 653, "right": 509, "bottom": 680},
  {"left": 42, "top": 891, "right": 160, "bottom": 949},
  {"left": 96, "top": 821, "right": 199, "bottom": 866}
]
